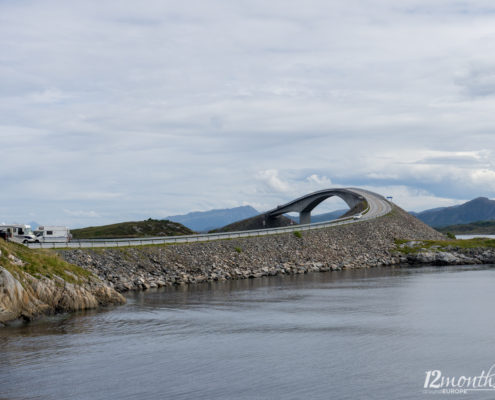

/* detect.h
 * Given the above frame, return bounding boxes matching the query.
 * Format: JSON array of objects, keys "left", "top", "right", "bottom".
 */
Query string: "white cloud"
[
  {"left": 73, "top": 192, "right": 123, "bottom": 200},
  {"left": 306, "top": 174, "right": 332, "bottom": 187},
  {"left": 256, "top": 169, "right": 290, "bottom": 192},
  {"left": 470, "top": 169, "right": 495, "bottom": 191},
  {"left": 1, "top": 0, "right": 495, "bottom": 225},
  {"left": 28, "top": 89, "right": 71, "bottom": 104},
  {"left": 358, "top": 185, "right": 467, "bottom": 212},
  {"left": 63, "top": 209, "right": 100, "bottom": 218}
]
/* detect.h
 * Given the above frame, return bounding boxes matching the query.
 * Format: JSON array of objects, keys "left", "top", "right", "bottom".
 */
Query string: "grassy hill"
[
  {"left": 437, "top": 220, "right": 495, "bottom": 235},
  {"left": 71, "top": 218, "right": 194, "bottom": 239}
]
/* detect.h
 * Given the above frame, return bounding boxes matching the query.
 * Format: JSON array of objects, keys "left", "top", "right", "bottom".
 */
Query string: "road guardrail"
[{"left": 27, "top": 195, "right": 390, "bottom": 250}]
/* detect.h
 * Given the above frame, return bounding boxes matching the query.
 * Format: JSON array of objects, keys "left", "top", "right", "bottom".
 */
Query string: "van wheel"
[{"left": 23, "top": 240, "right": 28, "bottom": 244}]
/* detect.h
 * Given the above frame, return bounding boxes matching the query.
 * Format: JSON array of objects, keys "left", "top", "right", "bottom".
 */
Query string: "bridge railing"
[{"left": 27, "top": 198, "right": 389, "bottom": 250}]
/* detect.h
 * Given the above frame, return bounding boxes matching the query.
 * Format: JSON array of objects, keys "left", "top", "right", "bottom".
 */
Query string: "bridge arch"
[{"left": 265, "top": 188, "right": 366, "bottom": 225}]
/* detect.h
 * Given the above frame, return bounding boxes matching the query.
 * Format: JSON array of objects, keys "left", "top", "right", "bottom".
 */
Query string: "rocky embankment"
[
  {"left": 397, "top": 241, "right": 495, "bottom": 265},
  {"left": 0, "top": 242, "right": 125, "bottom": 326},
  {"left": 59, "top": 206, "right": 449, "bottom": 292}
]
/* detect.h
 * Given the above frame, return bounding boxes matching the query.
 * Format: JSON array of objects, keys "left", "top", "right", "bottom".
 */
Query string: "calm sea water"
[
  {"left": 1, "top": 265, "right": 495, "bottom": 400},
  {"left": 457, "top": 234, "right": 495, "bottom": 239}
]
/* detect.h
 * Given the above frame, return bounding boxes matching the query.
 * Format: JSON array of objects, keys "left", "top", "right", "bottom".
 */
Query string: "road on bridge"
[
  {"left": 347, "top": 188, "right": 392, "bottom": 220},
  {"left": 28, "top": 188, "right": 392, "bottom": 249}
]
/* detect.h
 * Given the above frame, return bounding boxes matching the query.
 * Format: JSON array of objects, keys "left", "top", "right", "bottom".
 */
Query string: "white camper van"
[
  {"left": 0, "top": 224, "right": 39, "bottom": 244},
  {"left": 34, "top": 226, "right": 71, "bottom": 243}
]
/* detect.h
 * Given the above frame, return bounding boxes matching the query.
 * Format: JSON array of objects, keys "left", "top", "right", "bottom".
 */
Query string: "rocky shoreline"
[
  {"left": 0, "top": 245, "right": 125, "bottom": 326},
  {"left": 0, "top": 266, "right": 125, "bottom": 326},
  {"left": 397, "top": 242, "right": 495, "bottom": 266},
  {"left": 59, "top": 206, "right": 463, "bottom": 293},
  {"left": 3, "top": 205, "right": 493, "bottom": 326},
  {"left": 59, "top": 246, "right": 495, "bottom": 293}
]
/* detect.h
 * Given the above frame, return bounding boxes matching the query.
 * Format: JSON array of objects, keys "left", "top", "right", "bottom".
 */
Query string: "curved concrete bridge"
[
  {"left": 265, "top": 188, "right": 368, "bottom": 225},
  {"left": 29, "top": 188, "right": 392, "bottom": 249}
]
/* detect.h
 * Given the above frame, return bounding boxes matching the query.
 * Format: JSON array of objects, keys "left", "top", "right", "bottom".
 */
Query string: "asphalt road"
[{"left": 347, "top": 188, "right": 392, "bottom": 220}]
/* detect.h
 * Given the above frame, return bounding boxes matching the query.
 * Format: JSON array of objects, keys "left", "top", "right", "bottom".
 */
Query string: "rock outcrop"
[
  {"left": 59, "top": 206, "right": 447, "bottom": 292},
  {"left": 0, "top": 267, "right": 124, "bottom": 325},
  {"left": 0, "top": 244, "right": 125, "bottom": 326},
  {"left": 398, "top": 247, "right": 495, "bottom": 266}
]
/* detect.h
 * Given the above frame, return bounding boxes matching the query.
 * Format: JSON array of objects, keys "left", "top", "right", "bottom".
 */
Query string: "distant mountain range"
[
  {"left": 411, "top": 197, "right": 495, "bottom": 228},
  {"left": 167, "top": 205, "right": 260, "bottom": 232}
]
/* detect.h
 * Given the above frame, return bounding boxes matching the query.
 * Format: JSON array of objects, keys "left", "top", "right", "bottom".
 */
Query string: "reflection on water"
[{"left": 1, "top": 265, "right": 495, "bottom": 400}]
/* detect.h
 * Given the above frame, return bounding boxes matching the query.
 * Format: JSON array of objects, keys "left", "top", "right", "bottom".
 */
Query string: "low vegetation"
[
  {"left": 0, "top": 239, "right": 92, "bottom": 284},
  {"left": 395, "top": 237, "right": 495, "bottom": 254},
  {"left": 293, "top": 230, "right": 302, "bottom": 238},
  {"left": 71, "top": 218, "right": 194, "bottom": 239},
  {"left": 436, "top": 220, "right": 495, "bottom": 235}
]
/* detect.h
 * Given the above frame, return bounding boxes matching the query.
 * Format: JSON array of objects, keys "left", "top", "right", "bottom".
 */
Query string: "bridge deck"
[{"left": 28, "top": 188, "right": 392, "bottom": 249}]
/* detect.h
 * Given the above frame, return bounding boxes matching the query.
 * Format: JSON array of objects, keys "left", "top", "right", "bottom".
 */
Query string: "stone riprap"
[{"left": 59, "top": 206, "right": 447, "bottom": 292}]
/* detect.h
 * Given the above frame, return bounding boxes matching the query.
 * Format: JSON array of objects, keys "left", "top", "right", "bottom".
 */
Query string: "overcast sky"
[{"left": 2, "top": 0, "right": 495, "bottom": 227}]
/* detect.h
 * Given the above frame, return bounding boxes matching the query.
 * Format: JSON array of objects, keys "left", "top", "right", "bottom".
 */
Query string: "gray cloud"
[
  {"left": 457, "top": 64, "right": 495, "bottom": 97},
  {"left": 1, "top": 0, "right": 495, "bottom": 226}
]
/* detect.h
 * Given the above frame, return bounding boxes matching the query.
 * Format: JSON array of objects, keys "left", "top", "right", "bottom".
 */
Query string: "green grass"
[
  {"left": 293, "top": 231, "right": 302, "bottom": 238},
  {"left": 71, "top": 218, "right": 194, "bottom": 239},
  {"left": 395, "top": 238, "right": 495, "bottom": 254},
  {"left": 436, "top": 220, "right": 495, "bottom": 235},
  {"left": 234, "top": 246, "right": 242, "bottom": 253},
  {"left": 0, "top": 239, "right": 92, "bottom": 284}
]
